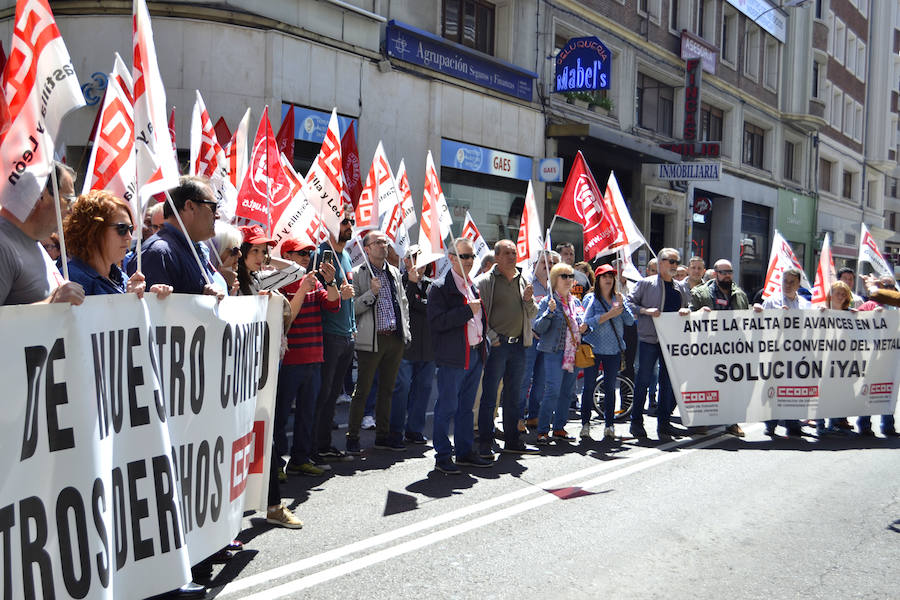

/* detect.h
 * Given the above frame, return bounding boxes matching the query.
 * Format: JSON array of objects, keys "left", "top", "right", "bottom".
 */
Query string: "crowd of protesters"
[{"left": 3, "top": 167, "right": 899, "bottom": 598}]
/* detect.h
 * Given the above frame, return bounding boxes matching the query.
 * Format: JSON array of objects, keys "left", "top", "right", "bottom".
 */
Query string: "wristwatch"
[{"left": 326, "top": 280, "right": 337, "bottom": 287}]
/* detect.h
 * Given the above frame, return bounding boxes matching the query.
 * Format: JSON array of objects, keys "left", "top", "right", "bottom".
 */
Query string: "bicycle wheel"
[{"left": 593, "top": 375, "right": 634, "bottom": 422}]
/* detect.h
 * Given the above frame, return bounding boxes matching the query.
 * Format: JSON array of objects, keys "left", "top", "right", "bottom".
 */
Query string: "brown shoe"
[
  {"left": 725, "top": 424, "right": 745, "bottom": 437},
  {"left": 525, "top": 418, "right": 538, "bottom": 429}
]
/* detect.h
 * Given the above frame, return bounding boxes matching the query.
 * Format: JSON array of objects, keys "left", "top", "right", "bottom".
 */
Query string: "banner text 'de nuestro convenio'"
[
  {"left": 655, "top": 310, "right": 900, "bottom": 426},
  {"left": 0, "top": 294, "right": 279, "bottom": 600}
]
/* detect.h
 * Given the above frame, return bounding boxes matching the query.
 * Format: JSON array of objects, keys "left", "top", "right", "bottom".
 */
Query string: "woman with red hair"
[{"left": 64, "top": 190, "right": 171, "bottom": 298}]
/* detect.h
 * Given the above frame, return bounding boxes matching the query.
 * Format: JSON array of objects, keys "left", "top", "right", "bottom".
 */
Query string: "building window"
[
  {"left": 701, "top": 103, "right": 723, "bottom": 141},
  {"left": 636, "top": 73, "right": 674, "bottom": 136},
  {"left": 834, "top": 19, "right": 845, "bottom": 64},
  {"left": 744, "top": 24, "right": 760, "bottom": 80},
  {"left": 764, "top": 36, "right": 778, "bottom": 90},
  {"left": 815, "top": 0, "right": 823, "bottom": 19},
  {"left": 831, "top": 89, "right": 842, "bottom": 129},
  {"left": 842, "top": 170, "right": 853, "bottom": 199},
  {"left": 888, "top": 176, "right": 899, "bottom": 198},
  {"left": 742, "top": 122, "right": 765, "bottom": 169},
  {"left": 784, "top": 141, "right": 796, "bottom": 181},
  {"left": 812, "top": 61, "right": 820, "bottom": 98},
  {"left": 819, "top": 158, "right": 833, "bottom": 192},
  {"left": 847, "top": 32, "right": 857, "bottom": 74},
  {"left": 697, "top": 0, "right": 704, "bottom": 37},
  {"left": 442, "top": 0, "right": 495, "bottom": 55},
  {"left": 670, "top": 0, "right": 679, "bottom": 31},
  {"left": 721, "top": 9, "right": 737, "bottom": 65}
]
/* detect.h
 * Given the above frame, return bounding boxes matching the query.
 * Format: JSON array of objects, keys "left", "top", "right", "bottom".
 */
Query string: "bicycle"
[{"left": 591, "top": 367, "right": 634, "bottom": 422}]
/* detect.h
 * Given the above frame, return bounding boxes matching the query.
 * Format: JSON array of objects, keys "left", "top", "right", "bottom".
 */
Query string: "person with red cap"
[
  {"left": 274, "top": 236, "right": 341, "bottom": 479},
  {"left": 581, "top": 264, "right": 634, "bottom": 440}
]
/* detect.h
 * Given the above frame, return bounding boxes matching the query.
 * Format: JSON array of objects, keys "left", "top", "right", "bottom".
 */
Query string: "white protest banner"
[
  {"left": 655, "top": 310, "right": 900, "bottom": 426},
  {"left": 304, "top": 108, "right": 344, "bottom": 238},
  {"left": 761, "top": 231, "right": 812, "bottom": 300},
  {"left": 859, "top": 223, "right": 893, "bottom": 279},
  {"left": 0, "top": 294, "right": 279, "bottom": 599},
  {"left": 81, "top": 70, "right": 136, "bottom": 203},
  {"left": 416, "top": 150, "right": 453, "bottom": 268}
]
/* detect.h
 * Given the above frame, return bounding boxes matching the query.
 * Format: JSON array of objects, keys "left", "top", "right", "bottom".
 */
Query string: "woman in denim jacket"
[
  {"left": 580, "top": 265, "right": 634, "bottom": 441},
  {"left": 532, "top": 263, "right": 586, "bottom": 444}
]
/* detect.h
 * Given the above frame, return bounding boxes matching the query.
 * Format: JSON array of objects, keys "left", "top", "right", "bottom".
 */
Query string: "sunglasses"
[
  {"left": 227, "top": 247, "right": 241, "bottom": 257},
  {"left": 341, "top": 218, "right": 355, "bottom": 226},
  {"left": 194, "top": 199, "right": 219, "bottom": 212},
  {"left": 289, "top": 249, "right": 312, "bottom": 257},
  {"left": 451, "top": 253, "right": 476, "bottom": 260},
  {"left": 717, "top": 269, "right": 733, "bottom": 275},
  {"left": 663, "top": 258, "right": 679, "bottom": 265},
  {"left": 110, "top": 223, "right": 134, "bottom": 236},
  {"left": 559, "top": 273, "right": 575, "bottom": 280}
]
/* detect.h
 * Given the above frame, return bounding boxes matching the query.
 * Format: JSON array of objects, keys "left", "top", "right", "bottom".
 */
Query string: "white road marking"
[{"left": 218, "top": 428, "right": 738, "bottom": 597}]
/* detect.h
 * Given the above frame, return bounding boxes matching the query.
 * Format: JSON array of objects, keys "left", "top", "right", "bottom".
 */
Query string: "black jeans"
[{"left": 314, "top": 334, "right": 355, "bottom": 452}]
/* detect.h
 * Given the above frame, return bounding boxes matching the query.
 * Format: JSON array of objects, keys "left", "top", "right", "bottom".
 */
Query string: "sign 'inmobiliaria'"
[{"left": 554, "top": 36, "right": 611, "bottom": 92}]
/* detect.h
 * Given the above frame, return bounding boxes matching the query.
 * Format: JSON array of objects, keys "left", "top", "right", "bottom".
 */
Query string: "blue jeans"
[
  {"left": 520, "top": 343, "right": 544, "bottom": 420},
  {"left": 582, "top": 353, "right": 620, "bottom": 427},
  {"left": 390, "top": 359, "right": 435, "bottom": 437},
  {"left": 632, "top": 342, "right": 675, "bottom": 428},
  {"left": 857, "top": 414, "right": 896, "bottom": 433},
  {"left": 478, "top": 341, "right": 525, "bottom": 450},
  {"left": 537, "top": 351, "right": 577, "bottom": 432},
  {"left": 433, "top": 350, "right": 483, "bottom": 461},
  {"left": 274, "top": 363, "right": 322, "bottom": 464}
]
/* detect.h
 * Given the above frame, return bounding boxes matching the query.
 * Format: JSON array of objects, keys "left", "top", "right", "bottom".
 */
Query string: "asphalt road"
[{"left": 197, "top": 403, "right": 900, "bottom": 600}]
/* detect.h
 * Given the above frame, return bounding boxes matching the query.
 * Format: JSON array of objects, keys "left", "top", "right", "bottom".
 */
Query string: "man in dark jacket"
[
  {"left": 427, "top": 238, "right": 491, "bottom": 473},
  {"left": 389, "top": 246, "right": 435, "bottom": 446},
  {"left": 625, "top": 247, "right": 691, "bottom": 441}
]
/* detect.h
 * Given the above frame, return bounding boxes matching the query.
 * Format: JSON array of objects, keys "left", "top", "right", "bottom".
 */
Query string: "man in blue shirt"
[
  {"left": 129, "top": 175, "right": 222, "bottom": 295},
  {"left": 312, "top": 207, "right": 357, "bottom": 462}
]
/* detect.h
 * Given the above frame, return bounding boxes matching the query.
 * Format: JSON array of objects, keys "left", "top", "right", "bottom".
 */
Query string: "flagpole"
[
  {"left": 50, "top": 166, "right": 69, "bottom": 281},
  {"left": 135, "top": 204, "right": 143, "bottom": 274},
  {"left": 163, "top": 190, "right": 213, "bottom": 285},
  {"left": 542, "top": 227, "right": 552, "bottom": 290},
  {"left": 355, "top": 232, "right": 375, "bottom": 278}
]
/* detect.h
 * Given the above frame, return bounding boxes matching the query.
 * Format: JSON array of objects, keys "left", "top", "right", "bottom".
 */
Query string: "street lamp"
[{"left": 752, "top": 0, "right": 811, "bottom": 22}]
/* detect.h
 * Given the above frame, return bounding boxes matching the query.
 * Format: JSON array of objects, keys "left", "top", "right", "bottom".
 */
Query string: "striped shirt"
[{"left": 280, "top": 280, "right": 341, "bottom": 365}]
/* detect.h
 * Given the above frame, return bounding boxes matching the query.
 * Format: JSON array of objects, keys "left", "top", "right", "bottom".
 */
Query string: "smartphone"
[{"left": 322, "top": 249, "right": 334, "bottom": 265}]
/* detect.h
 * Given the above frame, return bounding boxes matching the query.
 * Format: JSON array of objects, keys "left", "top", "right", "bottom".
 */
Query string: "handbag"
[{"left": 562, "top": 298, "right": 595, "bottom": 368}]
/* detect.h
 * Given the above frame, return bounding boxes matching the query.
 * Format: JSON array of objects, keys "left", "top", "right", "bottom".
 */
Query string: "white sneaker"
[
  {"left": 361, "top": 415, "right": 376, "bottom": 430},
  {"left": 579, "top": 423, "right": 591, "bottom": 439},
  {"left": 604, "top": 426, "right": 616, "bottom": 440},
  {"left": 336, "top": 393, "right": 352, "bottom": 405},
  {"left": 266, "top": 504, "right": 303, "bottom": 529}
]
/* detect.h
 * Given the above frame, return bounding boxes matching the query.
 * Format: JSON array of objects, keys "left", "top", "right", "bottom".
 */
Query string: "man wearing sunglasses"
[
  {"left": 0, "top": 161, "right": 84, "bottom": 306},
  {"left": 626, "top": 247, "right": 691, "bottom": 441},
  {"left": 427, "top": 238, "right": 491, "bottom": 473},
  {"left": 689, "top": 259, "right": 749, "bottom": 437},
  {"left": 130, "top": 175, "right": 222, "bottom": 296}
]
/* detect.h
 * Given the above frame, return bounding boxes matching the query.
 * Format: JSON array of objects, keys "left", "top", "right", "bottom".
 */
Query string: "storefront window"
[{"left": 441, "top": 168, "right": 527, "bottom": 244}]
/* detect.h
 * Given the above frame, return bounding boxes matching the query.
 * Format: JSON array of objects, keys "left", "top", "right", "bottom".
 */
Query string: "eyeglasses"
[
  {"left": 289, "top": 249, "right": 312, "bottom": 257},
  {"left": 663, "top": 258, "right": 679, "bottom": 265},
  {"left": 559, "top": 273, "right": 575, "bottom": 280},
  {"left": 451, "top": 253, "right": 476, "bottom": 260},
  {"left": 61, "top": 193, "right": 76, "bottom": 206},
  {"left": 341, "top": 218, "right": 355, "bottom": 226},
  {"left": 42, "top": 243, "right": 59, "bottom": 251},
  {"left": 194, "top": 199, "right": 219, "bottom": 212},
  {"left": 228, "top": 247, "right": 241, "bottom": 257},
  {"left": 716, "top": 269, "right": 733, "bottom": 275},
  {"left": 110, "top": 223, "right": 134, "bottom": 236}
]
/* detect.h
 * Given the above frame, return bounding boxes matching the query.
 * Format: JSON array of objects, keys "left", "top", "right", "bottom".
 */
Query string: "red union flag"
[
  {"left": 304, "top": 108, "right": 343, "bottom": 238},
  {"left": 81, "top": 73, "right": 136, "bottom": 204},
  {"left": 0, "top": 0, "right": 86, "bottom": 221},
  {"left": 417, "top": 150, "right": 453, "bottom": 267},
  {"left": 555, "top": 151, "right": 618, "bottom": 260},
  {"left": 461, "top": 211, "right": 490, "bottom": 278},
  {"left": 600, "top": 172, "right": 647, "bottom": 258},
  {"left": 761, "top": 232, "right": 812, "bottom": 299},
  {"left": 341, "top": 121, "right": 362, "bottom": 208},
  {"left": 516, "top": 180, "right": 542, "bottom": 266},
  {"left": 133, "top": 0, "right": 179, "bottom": 206},
  {"left": 224, "top": 107, "right": 250, "bottom": 189},
  {"left": 394, "top": 158, "right": 418, "bottom": 228},
  {"left": 235, "top": 106, "right": 291, "bottom": 231},
  {"left": 356, "top": 153, "right": 381, "bottom": 232},
  {"left": 810, "top": 232, "right": 836, "bottom": 306},
  {"left": 858, "top": 222, "right": 893, "bottom": 278},
  {"left": 189, "top": 90, "right": 237, "bottom": 220},
  {"left": 275, "top": 104, "right": 294, "bottom": 161}
]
